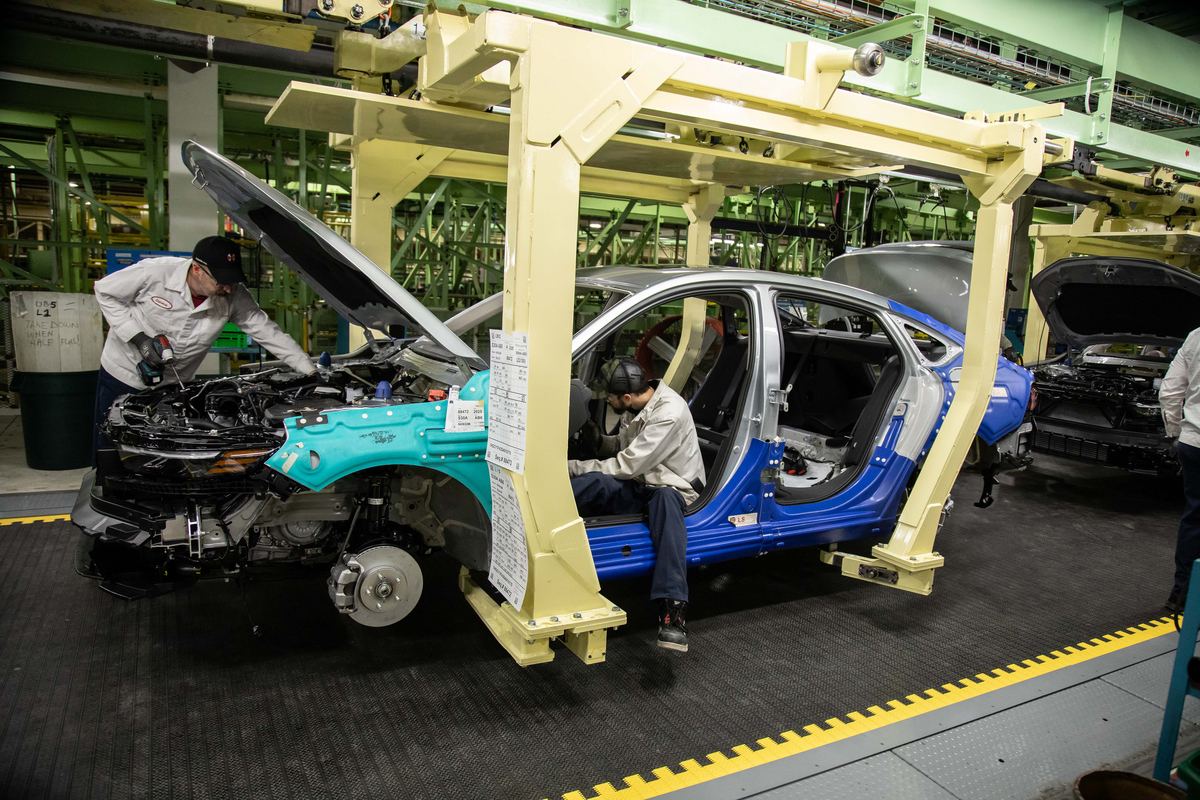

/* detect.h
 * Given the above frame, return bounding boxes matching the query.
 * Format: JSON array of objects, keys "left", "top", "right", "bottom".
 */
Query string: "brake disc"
[{"left": 339, "top": 545, "right": 423, "bottom": 628}]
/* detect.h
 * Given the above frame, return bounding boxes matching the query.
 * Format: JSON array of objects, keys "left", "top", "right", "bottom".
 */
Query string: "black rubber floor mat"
[{"left": 0, "top": 455, "right": 1184, "bottom": 800}]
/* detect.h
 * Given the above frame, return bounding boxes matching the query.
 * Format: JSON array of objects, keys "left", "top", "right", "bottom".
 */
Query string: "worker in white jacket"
[
  {"left": 1160, "top": 327, "right": 1200, "bottom": 611},
  {"left": 568, "top": 357, "right": 705, "bottom": 653},
  {"left": 92, "top": 235, "right": 314, "bottom": 462}
]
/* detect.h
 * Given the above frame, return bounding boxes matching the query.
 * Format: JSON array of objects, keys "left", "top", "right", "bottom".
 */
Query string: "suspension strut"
[{"left": 364, "top": 474, "right": 391, "bottom": 537}]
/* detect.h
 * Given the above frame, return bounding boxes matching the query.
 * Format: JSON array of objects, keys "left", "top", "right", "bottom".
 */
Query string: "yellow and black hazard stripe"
[
  {"left": 550, "top": 617, "right": 1179, "bottom": 800},
  {"left": 0, "top": 514, "right": 71, "bottom": 525}
]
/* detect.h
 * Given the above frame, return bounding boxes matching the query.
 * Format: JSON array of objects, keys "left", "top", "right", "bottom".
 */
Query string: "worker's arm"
[
  {"left": 1160, "top": 341, "right": 1192, "bottom": 439},
  {"left": 568, "top": 416, "right": 677, "bottom": 479},
  {"left": 227, "top": 287, "right": 314, "bottom": 374},
  {"left": 94, "top": 261, "right": 153, "bottom": 344}
]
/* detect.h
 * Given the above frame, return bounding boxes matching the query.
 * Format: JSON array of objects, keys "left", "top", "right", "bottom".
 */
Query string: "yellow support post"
[
  {"left": 662, "top": 185, "right": 725, "bottom": 392},
  {"left": 448, "top": 16, "right": 686, "bottom": 664},
  {"left": 835, "top": 128, "right": 1044, "bottom": 594}
]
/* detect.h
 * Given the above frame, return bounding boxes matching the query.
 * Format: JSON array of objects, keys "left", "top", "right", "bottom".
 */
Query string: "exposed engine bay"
[
  {"left": 106, "top": 344, "right": 459, "bottom": 478},
  {"left": 78, "top": 342, "right": 491, "bottom": 628},
  {"left": 1034, "top": 363, "right": 1164, "bottom": 431},
  {"left": 1030, "top": 351, "right": 1174, "bottom": 473}
]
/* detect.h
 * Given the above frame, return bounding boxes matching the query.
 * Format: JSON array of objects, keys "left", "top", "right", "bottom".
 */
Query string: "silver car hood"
[
  {"left": 1030, "top": 257, "right": 1200, "bottom": 350},
  {"left": 181, "top": 141, "right": 486, "bottom": 371}
]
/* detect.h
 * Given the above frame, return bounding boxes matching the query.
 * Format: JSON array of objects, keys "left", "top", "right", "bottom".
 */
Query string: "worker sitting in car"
[
  {"left": 568, "top": 357, "right": 705, "bottom": 653},
  {"left": 91, "top": 235, "right": 314, "bottom": 462}
]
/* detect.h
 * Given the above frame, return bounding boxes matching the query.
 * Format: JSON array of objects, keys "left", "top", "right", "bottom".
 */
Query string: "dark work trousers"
[
  {"left": 1173, "top": 442, "right": 1200, "bottom": 600},
  {"left": 93, "top": 366, "right": 140, "bottom": 467},
  {"left": 571, "top": 471, "right": 689, "bottom": 602}
]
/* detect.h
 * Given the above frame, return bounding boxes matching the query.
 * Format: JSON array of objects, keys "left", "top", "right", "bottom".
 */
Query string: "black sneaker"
[
  {"left": 1165, "top": 596, "right": 1183, "bottom": 615},
  {"left": 657, "top": 599, "right": 689, "bottom": 652}
]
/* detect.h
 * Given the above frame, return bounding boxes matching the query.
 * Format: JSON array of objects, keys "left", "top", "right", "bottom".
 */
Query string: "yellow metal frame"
[{"left": 268, "top": 8, "right": 1046, "bottom": 664}]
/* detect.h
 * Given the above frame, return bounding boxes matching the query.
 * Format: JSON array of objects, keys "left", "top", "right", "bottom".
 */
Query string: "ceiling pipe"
[{"left": 9, "top": 4, "right": 335, "bottom": 78}]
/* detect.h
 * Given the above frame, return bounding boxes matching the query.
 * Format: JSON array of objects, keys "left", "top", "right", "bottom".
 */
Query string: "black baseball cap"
[
  {"left": 192, "top": 236, "right": 247, "bottom": 285},
  {"left": 592, "top": 357, "right": 648, "bottom": 397}
]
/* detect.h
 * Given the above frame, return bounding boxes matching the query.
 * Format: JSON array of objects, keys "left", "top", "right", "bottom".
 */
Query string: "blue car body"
[{"left": 264, "top": 267, "right": 1031, "bottom": 589}]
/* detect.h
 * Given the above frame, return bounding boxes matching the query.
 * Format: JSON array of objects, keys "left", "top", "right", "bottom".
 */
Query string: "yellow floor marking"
[
  {"left": 0, "top": 514, "right": 71, "bottom": 526},
  {"left": 543, "top": 616, "right": 1179, "bottom": 800}
]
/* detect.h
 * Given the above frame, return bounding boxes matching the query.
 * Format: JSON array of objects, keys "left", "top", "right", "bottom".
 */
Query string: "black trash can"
[
  {"left": 1074, "top": 770, "right": 1185, "bottom": 799},
  {"left": 12, "top": 370, "right": 99, "bottom": 470}
]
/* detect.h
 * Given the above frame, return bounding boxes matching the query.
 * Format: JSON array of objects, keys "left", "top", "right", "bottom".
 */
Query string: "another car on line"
[
  {"left": 1027, "top": 256, "right": 1200, "bottom": 475},
  {"left": 73, "top": 142, "right": 1033, "bottom": 629}
]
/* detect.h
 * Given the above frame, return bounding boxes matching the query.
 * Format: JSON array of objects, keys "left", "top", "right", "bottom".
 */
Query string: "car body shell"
[
  {"left": 81, "top": 143, "right": 1032, "bottom": 612},
  {"left": 260, "top": 266, "right": 1032, "bottom": 583}
]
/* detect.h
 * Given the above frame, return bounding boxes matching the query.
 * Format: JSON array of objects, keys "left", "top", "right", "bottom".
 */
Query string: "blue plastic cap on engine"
[
  {"left": 319, "top": 351, "right": 332, "bottom": 367},
  {"left": 376, "top": 380, "right": 393, "bottom": 400}
]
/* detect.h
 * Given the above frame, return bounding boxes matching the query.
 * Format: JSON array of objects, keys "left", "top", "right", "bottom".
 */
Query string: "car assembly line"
[{"left": 5, "top": 1, "right": 1200, "bottom": 798}]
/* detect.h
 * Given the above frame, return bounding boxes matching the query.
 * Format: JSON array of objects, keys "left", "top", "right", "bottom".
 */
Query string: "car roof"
[{"left": 574, "top": 265, "right": 895, "bottom": 313}]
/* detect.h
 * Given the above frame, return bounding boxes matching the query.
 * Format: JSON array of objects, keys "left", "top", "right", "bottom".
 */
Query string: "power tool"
[{"left": 136, "top": 334, "right": 181, "bottom": 386}]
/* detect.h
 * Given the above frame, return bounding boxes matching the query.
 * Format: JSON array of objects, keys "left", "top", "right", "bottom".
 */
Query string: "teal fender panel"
[{"left": 263, "top": 371, "right": 493, "bottom": 514}]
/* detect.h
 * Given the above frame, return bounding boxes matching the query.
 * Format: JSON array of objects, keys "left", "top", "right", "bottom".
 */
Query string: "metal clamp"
[{"left": 186, "top": 501, "right": 203, "bottom": 559}]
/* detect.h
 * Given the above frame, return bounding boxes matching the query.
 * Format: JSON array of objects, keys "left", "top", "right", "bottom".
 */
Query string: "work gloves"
[
  {"left": 130, "top": 331, "right": 168, "bottom": 367},
  {"left": 582, "top": 419, "right": 603, "bottom": 452},
  {"left": 581, "top": 419, "right": 619, "bottom": 458}
]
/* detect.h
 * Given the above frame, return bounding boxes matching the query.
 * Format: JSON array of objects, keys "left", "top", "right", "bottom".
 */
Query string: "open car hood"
[
  {"left": 1030, "top": 257, "right": 1200, "bottom": 350},
  {"left": 181, "top": 141, "right": 486, "bottom": 371}
]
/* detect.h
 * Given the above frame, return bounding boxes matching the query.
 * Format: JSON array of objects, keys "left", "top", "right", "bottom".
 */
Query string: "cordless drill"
[{"left": 136, "top": 334, "right": 181, "bottom": 386}]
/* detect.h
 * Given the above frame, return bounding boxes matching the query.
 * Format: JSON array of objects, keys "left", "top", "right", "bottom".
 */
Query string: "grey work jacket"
[
  {"left": 95, "top": 256, "right": 313, "bottom": 387},
  {"left": 568, "top": 380, "right": 706, "bottom": 504}
]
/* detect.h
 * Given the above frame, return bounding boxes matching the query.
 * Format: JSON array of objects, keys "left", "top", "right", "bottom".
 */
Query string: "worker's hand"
[
  {"left": 130, "top": 332, "right": 165, "bottom": 367},
  {"left": 581, "top": 419, "right": 603, "bottom": 453}
]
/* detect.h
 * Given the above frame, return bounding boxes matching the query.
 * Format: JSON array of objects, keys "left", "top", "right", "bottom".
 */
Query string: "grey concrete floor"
[
  {"left": 752, "top": 651, "right": 1200, "bottom": 800},
  {"left": 0, "top": 410, "right": 89, "bottom": 494}
]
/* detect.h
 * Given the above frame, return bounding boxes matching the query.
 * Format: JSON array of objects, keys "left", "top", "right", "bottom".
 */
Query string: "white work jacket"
[
  {"left": 1161, "top": 328, "right": 1200, "bottom": 449},
  {"left": 568, "top": 381, "right": 707, "bottom": 504},
  {"left": 95, "top": 256, "right": 313, "bottom": 388}
]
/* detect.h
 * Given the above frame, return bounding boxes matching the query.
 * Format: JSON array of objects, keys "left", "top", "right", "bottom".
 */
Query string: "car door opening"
[{"left": 774, "top": 295, "right": 905, "bottom": 504}]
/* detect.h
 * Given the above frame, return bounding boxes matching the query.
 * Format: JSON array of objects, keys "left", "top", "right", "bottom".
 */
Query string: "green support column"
[
  {"left": 273, "top": 136, "right": 285, "bottom": 193},
  {"left": 155, "top": 124, "right": 166, "bottom": 250},
  {"left": 298, "top": 131, "right": 307, "bottom": 210},
  {"left": 906, "top": 0, "right": 929, "bottom": 97},
  {"left": 52, "top": 120, "right": 71, "bottom": 290},
  {"left": 1092, "top": 6, "right": 1122, "bottom": 147}
]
